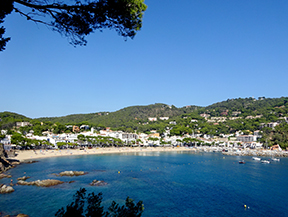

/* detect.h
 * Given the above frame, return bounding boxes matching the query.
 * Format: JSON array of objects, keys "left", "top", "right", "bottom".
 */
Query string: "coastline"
[
  {"left": 8, "top": 146, "right": 288, "bottom": 162},
  {"left": 10, "top": 147, "right": 194, "bottom": 162}
]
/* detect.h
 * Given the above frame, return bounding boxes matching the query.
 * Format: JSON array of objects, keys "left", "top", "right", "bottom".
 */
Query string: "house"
[
  {"left": 266, "top": 122, "right": 279, "bottom": 129},
  {"left": 236, "top": 135, "right": 257, "bottom": 142},
  {"left": 271, "top": 144, "right": 282, "bottom": 151},
  {"left": 159, "top": 117, "right": 169, "bottom": 120},
  {"left": 232, "top": 111, "right": 241, "bottom": 116},
  {"left": 72, "top": 126, "right": 80, "bottom": 133},
  {"left": 121, "top": 133, "right": 138, "bottom": 141},
  {"left": 200, "top": 113, "right": 210, "bottom": 118},
  {"left": 16, "top": 122, "right": 31, "bottom": 128},
  {"left": 148, "top": 117, "right": 157, "bottom": 122},
  {"left": 80, "top": 125, "right": 90, "bottom": 130}
]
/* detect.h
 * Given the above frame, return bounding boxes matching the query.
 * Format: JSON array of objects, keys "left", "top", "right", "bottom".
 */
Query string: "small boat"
[
  {"left": 252, "top": 157, "right": 261, "bottom": 161},
  {"left": 261, "top": 160, "right": 270, "bottom": 164},
  {"left": 239, "top": 160, "right": 245, "bottom": 164},
  {"left": 271, "top": 158, "right": 280, "bottom": 162}
]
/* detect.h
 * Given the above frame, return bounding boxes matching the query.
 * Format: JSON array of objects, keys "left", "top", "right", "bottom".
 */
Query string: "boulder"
[
  {"left": 25, "top": 161, "right": 38, "bottom": 164},
  {"left": 11, "top": 161, "right": 20, "bottom": 165},
  {"left": 17, "top": 179, "right": 64, "bottom": 187},
  {"left": 17, "top": 176, "right": 30, "bottom": 181},
  {"left": 0, "top": 173, "right": 12, "bottom": 179},
  {"left": 58, "top": 171, "right": 87, "bottom": 176},
  {"left": 0, "top": 184, "right": 14, "bottom": 194},
  {"left": 90, "top": 180, "right": 108, "bottom": 186},
  {"left": 16, "top": 214, "right": 29, "bottom": 217}
]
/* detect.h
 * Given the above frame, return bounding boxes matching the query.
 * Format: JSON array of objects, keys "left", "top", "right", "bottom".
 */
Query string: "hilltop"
[
  {"left": 35, "top": 103, "right": 200, "bottom": 127},
  {"left": 1, "top": 97, "right": 288, "bottom": 148}
]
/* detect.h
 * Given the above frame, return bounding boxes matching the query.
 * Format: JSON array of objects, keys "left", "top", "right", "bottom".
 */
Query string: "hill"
[
  {"left": 0, "top": 112, "right": 31, "bottom": 130},
  {"left": 36, "top": 103, "right": 200, "bottom": 127}
]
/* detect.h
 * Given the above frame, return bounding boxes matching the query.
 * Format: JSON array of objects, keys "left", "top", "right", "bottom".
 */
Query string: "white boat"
[
  {"left": 271, "top": 158, "right": 280, "bottom": 162},
  {"left": 252, "top": 157, "right": 261, "bottom": 161},
  {"left": 261, "top": 160, "right": 270, "bottom": 164}
]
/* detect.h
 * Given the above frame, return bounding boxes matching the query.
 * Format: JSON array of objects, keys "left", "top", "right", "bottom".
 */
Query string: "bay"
[{"left": 0, "top": 151, "right": 287, "bottom": 217}]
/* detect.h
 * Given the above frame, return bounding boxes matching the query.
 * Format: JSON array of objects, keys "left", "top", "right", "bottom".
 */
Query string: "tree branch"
[
  {"left": 14, "top": 0, "right": 88, "bottom": 10},
  {"left": 14, "top": 7, "right": 52, "bottom": 26}
]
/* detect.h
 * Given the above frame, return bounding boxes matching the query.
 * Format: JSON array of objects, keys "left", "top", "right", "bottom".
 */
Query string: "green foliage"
[
  {"left": 1, "top": 98, "right": 288, "bottom": 147},
  {"left": 0, "top": 111, "right": 31, "bottom": 130},
  {"left": 260, "top": 123, "right": 288, "bottom": 149},
  {"left": 148, "top": 137, "right": 159, "bottom": 141},
  {"left": 36, "top": 103, "right": 199, "bottom": 129},
  {"left": 1, "top": 0, "right": 147, "bottom": 51},
  {"left": 170, "top": 126, "right": 192, "bottom": 136},
  {"left": 11, "top": 132, "right": 50, "bottom": 147},
  {"left": 55, "top": 188, "right": 144, "bottom": 217},
  {"left": 77, "top": 135, "right": 124, "bottom": 147}
]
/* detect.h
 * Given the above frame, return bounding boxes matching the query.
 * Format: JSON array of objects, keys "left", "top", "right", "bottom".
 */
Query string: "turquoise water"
[{"left": 1, "top": 151, "right": 288, "bottom": 217}]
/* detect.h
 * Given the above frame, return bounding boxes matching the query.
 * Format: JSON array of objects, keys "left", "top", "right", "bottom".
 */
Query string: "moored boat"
[
  {"left": 252, "top": 157, "right": 261, "bottom": 161},
  {"left": 239, "top": 160, "right": 245, "bottom": 164},
  {"left": 271, "top": 158, "right": 280, "bottom": 162},
  {"left": 261, "top": 160, "right": 270, "bottom": 164}
]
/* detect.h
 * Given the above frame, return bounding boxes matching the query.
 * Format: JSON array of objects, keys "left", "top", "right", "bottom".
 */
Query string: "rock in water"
[
  {"left": 17, "top": 214, "right": 30, "bottom": 217},
  {"left": 17, "top": 179, "right": 64, "bottom": 187},
  {"left": 58, "top": 171, "right": 87, "bottom": 176},
  {"left": 90, "top": 180, "right": 108, "bottom": 186},
  {"left": 0, "top": 184, "right": 14, "bottom": 194},
  {"left": 25, "top": 161, "right": 38, "bottom": 164},
  {"left": 0, "top": 174, "right": 12, "bottom": 179},
  {"left": 17, "top": 176, "right": 30, "bottom": 181}
]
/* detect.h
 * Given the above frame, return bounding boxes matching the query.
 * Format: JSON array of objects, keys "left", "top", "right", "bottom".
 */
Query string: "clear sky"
[{"left": 1, "top": 0, "right": 288, "bottom": 118}]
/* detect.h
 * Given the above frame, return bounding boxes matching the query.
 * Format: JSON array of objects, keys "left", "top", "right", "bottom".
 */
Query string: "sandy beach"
[
  {"left": 11, "top": 147, "right": 193, "bottom": 162},
  {"left": 9, "top": 146, "right": 288, "bottom": 162}
]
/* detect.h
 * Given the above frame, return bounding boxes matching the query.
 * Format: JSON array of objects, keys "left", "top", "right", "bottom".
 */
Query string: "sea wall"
[{"left": 222, "top": 149, "right": 288, "bottom": 157}]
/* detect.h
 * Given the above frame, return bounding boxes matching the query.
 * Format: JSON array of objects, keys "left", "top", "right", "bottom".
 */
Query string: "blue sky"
[{"left": 1, "top": 0, "right": 288, "bottom": 118}]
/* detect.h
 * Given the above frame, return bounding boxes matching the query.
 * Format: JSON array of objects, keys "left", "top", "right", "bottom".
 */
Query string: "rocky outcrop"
[
  {"left": 0, "top": 184, "right": 14, "bottom": 194},
  {"left": 0, "top": 173, "right": 12, "bottom": 179},
  {"left": 16, "top": 214, "right": 29, "bottom": 217},
  {"left": 0, "top": 144, "right": 20, "bottom": 174},
  {"left": 25, "top": 161, "right": 38, "bottom": 164},
  {"left": 90, "top": 180, "right": 108, "bottom": 186},
  {"left": 0, "top": 144, "right": 12, "bottom": 173},
  {"left": 56, "top": 171, "right": 87, "bottom": 176},
  {"left": 17, "top": 179, "right": 64, "bottom": 187},
  {"left": 17, "top": 176, "right": 30, "bottom": 181}
]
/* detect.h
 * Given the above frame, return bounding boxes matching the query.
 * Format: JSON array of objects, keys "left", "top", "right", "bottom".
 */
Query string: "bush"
[{"left": 55, "top": 188, "right": 144, "bottom": 217}]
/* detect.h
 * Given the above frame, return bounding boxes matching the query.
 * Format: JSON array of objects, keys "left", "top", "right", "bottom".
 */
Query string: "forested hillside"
[
  {"left": 0, "top": 112, "right": 31, "bottom": 130},
  {"left": 36, "top": 103, "right": 200, "bottom": 127},
  {"left": 1, "top": 97, "right": 288, "bottom": 148},
  {"left": 205, "top": 97, "right": 288, "bottom": 117}
]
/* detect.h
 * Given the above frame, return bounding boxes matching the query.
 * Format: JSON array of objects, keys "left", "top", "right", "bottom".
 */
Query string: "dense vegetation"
[
  {"left": 55, "top": 188, "right": 144, "bottom": 217},
  {"left": 1, "top": 97, "right": 288, "bottom": 148}
]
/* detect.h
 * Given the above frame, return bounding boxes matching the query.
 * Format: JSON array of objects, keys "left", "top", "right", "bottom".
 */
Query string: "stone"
[
  {"left": 58, "top": 171, "right": 87, "bottom": 176},
  {"left": 17, "top": 179, "right": 64, "bottom": 187},
  {"left": 90, "top": 180, "right": 108, "bottom": 186},
  {"left": 25, "top": 161, "right": 38, "bottom": 164},
  {"left": 0, "top": 184, "right": 14, "bottom": 194},
  {"left": 17, "top": 176, "right": 30, "bottom": 181},
  {"left": 0, "top": 174, "right": 12, "bottom": 179}
]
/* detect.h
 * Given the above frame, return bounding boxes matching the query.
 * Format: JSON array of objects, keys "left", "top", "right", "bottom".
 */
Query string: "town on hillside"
[{"left": 1, "top": 97, "right": 288, "bottom": 156}]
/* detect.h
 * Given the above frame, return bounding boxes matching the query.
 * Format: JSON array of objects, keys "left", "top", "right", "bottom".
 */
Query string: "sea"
[{"left": 0, "top": 151, "right": 288, "bottom": 217}]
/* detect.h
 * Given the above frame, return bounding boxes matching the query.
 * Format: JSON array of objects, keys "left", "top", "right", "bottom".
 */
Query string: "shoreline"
[
  {"left": 10, "top": 147, "right": 195, "bottom": 162},
  {"left": 9, "top": 146, "right": 288, "bottom": 162}
]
